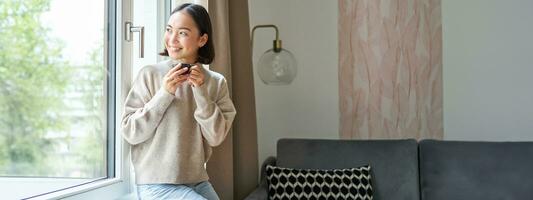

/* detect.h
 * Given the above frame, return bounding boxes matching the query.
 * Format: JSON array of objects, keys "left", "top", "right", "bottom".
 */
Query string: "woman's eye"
[{"left": 179, "top": 31, "right": 188, "bottom": 36}]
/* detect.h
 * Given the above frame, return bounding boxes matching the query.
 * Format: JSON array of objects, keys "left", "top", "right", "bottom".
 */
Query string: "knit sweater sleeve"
[
  {"left": 121, "top": 67, "right": 175, "bottom": 145},
  {"left": 192, "top": 76, "right": 236, "bottom": 147}
]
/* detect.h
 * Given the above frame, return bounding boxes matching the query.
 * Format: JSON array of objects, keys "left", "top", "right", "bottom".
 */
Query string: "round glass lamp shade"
[{"left": 257, "top": 48, "right": 297, "bottom": 85}]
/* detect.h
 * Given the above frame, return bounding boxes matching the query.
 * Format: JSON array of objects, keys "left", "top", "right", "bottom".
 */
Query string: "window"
[{"left": 0, "top": 0, "right": 116, "bottom": 198}]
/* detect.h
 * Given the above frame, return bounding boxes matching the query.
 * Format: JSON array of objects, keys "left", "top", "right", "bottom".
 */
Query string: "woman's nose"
[{"left": 169, "top": 33, "right": 179, "bottom": 44}]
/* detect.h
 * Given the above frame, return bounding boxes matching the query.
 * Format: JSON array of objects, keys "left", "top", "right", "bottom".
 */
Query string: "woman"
[{"left": 121, "top": 3, "right": 236, "bottom": 200}]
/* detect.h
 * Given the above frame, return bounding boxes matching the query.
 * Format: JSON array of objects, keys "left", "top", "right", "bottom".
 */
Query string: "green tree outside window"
[{"left": 0, "top": 0, "right": 105, "bottom": 178}]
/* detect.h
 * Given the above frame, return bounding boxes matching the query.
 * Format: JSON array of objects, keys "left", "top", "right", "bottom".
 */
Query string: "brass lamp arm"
[{"left": 251, "top": 24, "right": 282, "bottom": 53}]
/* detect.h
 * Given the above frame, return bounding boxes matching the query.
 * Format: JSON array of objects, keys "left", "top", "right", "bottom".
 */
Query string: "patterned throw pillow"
[{"left": 266, "top": 165, "right": 373, "bottom": 200}]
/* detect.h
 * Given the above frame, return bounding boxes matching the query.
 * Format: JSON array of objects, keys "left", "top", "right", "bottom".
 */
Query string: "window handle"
[{"left": 125, "top": 22, "right": 144, "bottom": 58}]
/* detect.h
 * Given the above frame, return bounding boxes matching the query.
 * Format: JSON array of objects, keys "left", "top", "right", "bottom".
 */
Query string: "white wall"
[
  {"left": 247, "top": 0, "right": 533, "bottom": 170},
  {"left": 442, "top": 0, "right": 533, "bottom": 141},
  {"left": 248, "top": 0, "right": 339, "bottom": 167}
]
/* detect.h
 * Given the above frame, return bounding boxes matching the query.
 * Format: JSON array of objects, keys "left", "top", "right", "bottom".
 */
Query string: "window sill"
[{"left": 25, "top": 178, "right": 130, "bottom": 200}]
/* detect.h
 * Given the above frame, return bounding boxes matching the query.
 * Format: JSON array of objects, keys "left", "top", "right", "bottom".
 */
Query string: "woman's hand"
[
  {"left": 163, "top": 64, "right": 189, "bottom": 95},
  {"left": 188, "top": 64, "right": 205, "bottom": 87}
]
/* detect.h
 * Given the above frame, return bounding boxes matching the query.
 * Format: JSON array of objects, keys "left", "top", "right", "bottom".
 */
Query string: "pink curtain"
[{"left": 339, "top": 0, "right": 443, "bottom": 139}]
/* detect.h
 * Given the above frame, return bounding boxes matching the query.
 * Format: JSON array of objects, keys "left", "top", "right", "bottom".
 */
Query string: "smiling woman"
[
  {"left": 0, "top": 0, "right": 112, "bottom": 198},
  {"left": 121, "top": 3, "right": 236, "bottom": 200}
]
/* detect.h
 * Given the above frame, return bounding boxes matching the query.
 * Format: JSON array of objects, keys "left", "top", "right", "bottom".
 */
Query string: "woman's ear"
[{"left": 198, "top": 33, "right": 208, "bottom": 47}]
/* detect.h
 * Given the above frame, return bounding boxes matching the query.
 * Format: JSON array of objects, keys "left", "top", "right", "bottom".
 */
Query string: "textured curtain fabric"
[
  {"left": 339, "top": 0, "right": 443, "bottom": 140},
  {"left": 206, "top": 1, "right": 233, "bottom": 200},
  {"left": 207, "top": 0, "right": 259, "bottom": 199},
  {"left": 226, "top": 0, "right": 260, "bottom": 199}
]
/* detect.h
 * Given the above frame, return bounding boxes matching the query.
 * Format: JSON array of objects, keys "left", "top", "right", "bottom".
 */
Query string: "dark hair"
[{"left": 159, "top": 3, "right": 215, "bottom": 64}]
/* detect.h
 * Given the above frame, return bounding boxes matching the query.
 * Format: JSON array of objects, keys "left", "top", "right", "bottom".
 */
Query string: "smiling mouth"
[{"left": 168, "top": 47, "right": 182, "bottom": 52}]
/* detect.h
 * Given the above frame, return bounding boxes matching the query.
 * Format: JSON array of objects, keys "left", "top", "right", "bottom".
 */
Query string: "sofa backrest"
[
  {"left": 276, "top": 138, "right": 420, "bottom": 200},
  {"left": 419, "top": 140, "right": 533, "bottom": 200}
]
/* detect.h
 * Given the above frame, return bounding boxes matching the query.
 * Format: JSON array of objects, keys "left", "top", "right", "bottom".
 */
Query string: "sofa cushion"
[
  {"left": 276, "top": 139, "right": 420, "bottom": 200},
  {"left": 265, "top": 165, "right": 373, "bottom": 200},
  {"left": 419, "top": 140, "right": 533, "bottom": 200}
]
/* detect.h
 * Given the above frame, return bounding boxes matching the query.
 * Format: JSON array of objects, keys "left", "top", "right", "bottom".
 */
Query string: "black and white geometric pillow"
[{"left": 266, "top": 165, "right": 373, "bottom": 200}]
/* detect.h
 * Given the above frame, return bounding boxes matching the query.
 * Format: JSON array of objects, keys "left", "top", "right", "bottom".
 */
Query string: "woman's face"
[{"left": 164, "top": 11, "right": 207, "bottom": 63}]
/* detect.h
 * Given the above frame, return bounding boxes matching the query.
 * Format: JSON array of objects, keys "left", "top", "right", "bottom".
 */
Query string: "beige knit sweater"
[{"left": 121, "top": 60, "right": 236, "bottom": 184}]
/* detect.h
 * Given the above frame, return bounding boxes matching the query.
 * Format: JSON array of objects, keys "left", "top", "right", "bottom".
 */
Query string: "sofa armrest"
[
  {"left": 259, "top": 156, "right": 276, "bottom": 186},
  {"left": 244, "top": 156, "right": 276, "bottom": 200}
]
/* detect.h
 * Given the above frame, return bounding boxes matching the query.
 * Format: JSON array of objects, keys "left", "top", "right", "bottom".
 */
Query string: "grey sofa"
[{"left": 245, "top": 138, "right": 533, "bottom": 200}]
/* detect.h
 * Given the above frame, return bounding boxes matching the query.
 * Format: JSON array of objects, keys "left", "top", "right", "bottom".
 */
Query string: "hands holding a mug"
[{"left": 163, "top": 63, "right": 205, "bottom": 95}]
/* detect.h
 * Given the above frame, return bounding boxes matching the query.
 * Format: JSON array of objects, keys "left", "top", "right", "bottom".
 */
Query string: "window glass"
[{"left": 0, "top": 0, "right": 110, "bottom": 198}]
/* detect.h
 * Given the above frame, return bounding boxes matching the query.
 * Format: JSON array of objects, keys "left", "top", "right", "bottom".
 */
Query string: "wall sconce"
[{"left": 251, "top": 25, "right": 297, "bottom": 85}]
